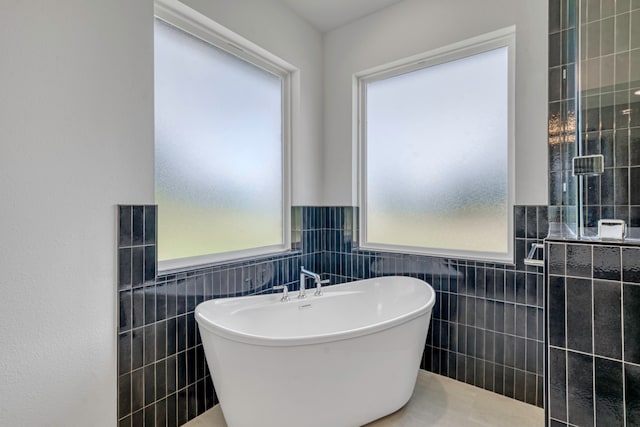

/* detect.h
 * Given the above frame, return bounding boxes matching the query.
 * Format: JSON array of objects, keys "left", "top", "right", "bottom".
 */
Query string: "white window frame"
[
  {"left": 354, "top": 27, "right": 516, "bottom": 263},
  {"left": 154, "top": 0, "right": 295, "bottom": 272}
]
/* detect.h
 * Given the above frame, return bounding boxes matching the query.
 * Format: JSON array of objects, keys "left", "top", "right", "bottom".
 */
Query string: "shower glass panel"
[{"left": 574, "top": 0, "right": 640, "bottom": 240}]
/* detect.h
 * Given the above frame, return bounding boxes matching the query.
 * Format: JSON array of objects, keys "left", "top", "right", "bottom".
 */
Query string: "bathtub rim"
[{"left": 195, "top": 276, "right": 435, "bottom": 347}]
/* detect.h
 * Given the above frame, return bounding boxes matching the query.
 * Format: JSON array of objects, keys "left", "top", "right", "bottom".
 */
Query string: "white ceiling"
[{"left": 279, "top": 0, "right": 406, "bottom": 32}]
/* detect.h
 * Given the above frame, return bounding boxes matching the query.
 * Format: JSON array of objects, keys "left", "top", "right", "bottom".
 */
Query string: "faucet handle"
[
  {"left": 273, "top": 285, "right": 289, "bottom": 302},
  {"left": 314, "top": 279, "right": 330, "bottom": 296}
]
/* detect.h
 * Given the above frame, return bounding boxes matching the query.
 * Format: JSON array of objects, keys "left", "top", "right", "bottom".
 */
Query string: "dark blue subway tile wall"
[
  {"left": 117, "top": 206, "right": 323, "bottom": 426},
  {"left": 548, "top": 0, "right": 578, "bottom": 231},
  {"left": 546, "top": 240, "right": 640, "bottom": 427},
  {"left": 320, "top": 205, "right": 546, "bottom": 408},
  {"left": 118, "top": 204, "right": 544, "bottom": 426}
]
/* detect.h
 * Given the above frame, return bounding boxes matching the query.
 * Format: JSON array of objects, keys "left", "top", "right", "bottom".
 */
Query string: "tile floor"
[{"left": 184, "top": 370, "right": 544, "bottom": 427}]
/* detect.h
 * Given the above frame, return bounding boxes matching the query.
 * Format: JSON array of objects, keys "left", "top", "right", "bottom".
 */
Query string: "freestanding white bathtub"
[{"left": 195, "top": 276, "right": 435, "bottom": 427}]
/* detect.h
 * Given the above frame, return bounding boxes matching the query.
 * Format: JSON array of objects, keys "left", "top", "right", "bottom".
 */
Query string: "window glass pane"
[
  {"left": 365, "top": 46, "right": 509, "bottom": 255},
  {"left": 154, "top": 19, "right": 283, "bottom": 262}
]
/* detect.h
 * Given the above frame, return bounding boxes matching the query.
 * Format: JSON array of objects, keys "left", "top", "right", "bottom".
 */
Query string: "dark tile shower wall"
[
  {"left": 549, "top": 0, "right": 580, "bottom": 231},
  {"left": 546, "top": 240, "right": 640, "bottom": 426},
  {"left": 322, "top": 206, "right": 547, "bottom": 408},
  {"left": 117, "top": 206, "right": 324, "bottom": 427},
  {"left": 578, "top": 0, "right": 640, "bottom": 232},
  {"left": 546, "top": 1, "right": 640, "bottom": 426},
  {"left": 118, "top": 204, "right": 544, "bottom": 426}
]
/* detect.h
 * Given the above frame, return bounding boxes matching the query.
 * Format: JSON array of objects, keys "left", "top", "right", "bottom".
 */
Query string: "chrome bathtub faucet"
[
  {"left": 299, "top": 266, "right": 322, "bottom": 299},
  {"left": 314, "top": 278, "right": 330, "bottom": 296},
  {"left": 273, "top": 285, "right": 289, "bottom": 302}
]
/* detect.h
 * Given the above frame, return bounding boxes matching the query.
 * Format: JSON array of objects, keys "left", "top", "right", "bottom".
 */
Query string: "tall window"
[
  {"left": 154, "top": 1, "right": 292, "bottom": 271},
  {"left": 357, "top": 28, "right": 515, "bottom": 262}
]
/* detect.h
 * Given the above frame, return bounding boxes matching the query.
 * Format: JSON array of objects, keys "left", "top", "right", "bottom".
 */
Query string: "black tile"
[
  {"left": 624, "top": 284, "right": 640, "bottom": 364},
  {"left": 632, "top": 167, "right": 640, "bottom": 205},
  {"left": 156, "top": 283, "right": 167, "bottom": 322},
  {"left": 537, "top": 206, "right": 549, "bottom": 239},
  {"left": 566, "top": 277, "right": 593, "bottom": 353},
  {"left": 495, "top": 269, "right": 506, "bottom": 300},
  {"left": 466, "top": 327, "right": 476, "bottom": 359},
  {"left": 494, "top": 364, "right": 505, "bottom": 395},
  {"left": 474, "top": 358, "right": 484, "bottom": 388},
  {"left": 485, "top": 330, "right": 495, "bottom": 363},
  {"left": 515, "top": 337, "right": 526, "bottom": 371},
  {"left": 144, "top": 206, "right": 156, "bottom": 245},
  {"left": 466, "top": 297, "right": 476, "bottom": 325},
  {"left": 549, "top": 243, "right": 566, "bottom": 276},
  {"left": 155, "top": 398, "right": 167, "bottom": 427},
  {"left": 526, "top": 206, "right": 538, "bottom": 238},
  {"left": 548, "top": 276, "right": 566, "bottom": 347},
  {"left": 155, "top": 359, "right": 166, "bottom": 402},
  {"left": 197, "top": 379, "right": 206, "bottom": 415},
  {"left": 567, "top": 244, "right": 592, "bottom": 278},
  {"left": 132, "top": 247, "right": 144, "bottom": 288},
  {"left": 485, "top": 361, "right": 495, "bottom": 392},
  {"left": 567, "top": 351, "right": 594, "bottom": 427},
  {"left": 144, "top": 364, "right": 155, "bottom": 406},
  {"left": 156, "top": 321, "right": 167, "bottom": 360},
  {"left": 504, "top": 334, "right": 515, "bottom": 368},
  {"left": 177, "top": 315, "right": 187, "bottom": 353},
  {"left": 494, "top": 302, "right": 505, "bottom": 333},
  {"left": 119, "top": 290, "right": 132, "bottom": 332},
  {"left": 144, "top": 287, "right": 156, "bottom": 325},
  {"left": 119, "top": 248, "right": 132, "bottom": 290},
  {"left": 464, "top": 355, "right": 474, "bottom": 385},
  {"left": 119, "top": 206, "right": 132, "bottom": 247},
  {"left": 166, "top": 280, "right": 177, "bottom": 318},
  {"left": 515, "top": 272, "right": 526, "bottom": 304},
  {"left": 515, "top": 369, "right": 526, "bottom": 402},
  {"left": 131, "top": 410, "right": 143, "bottom": 427},
  {"left": 118, "top": 373, "right": 131, "bottom": 419},
  {"left": 166, "top": 355, "right": 176, "bottom": 395},
  {"left": 595, "top": 357, "right": 624, "bottom": 426},
  {"left": 132, "top": 206, "right": 144, "bottom": 246},
  {"left": 119, "top": 416, "right": 131, "bottom": 427},
  {"left": 525, "top": 371, "right": 537, "bottom": 405},
  {"left": 145, "top": 405, "right": 155, "bottom": 427},
  {"left": 167, "top": 317, "right": 176, "bottom": 356},
  {"left": 515, "top": 304, "right": 527, "bottom": 337},
  {"left": 526, "top": 339, "right": 537, "bottom": 373},
  {"left": 131, "top": 368, "right": 144, "bottom": 413},
  {"left": 549, "top": 348, "right": 567, "bottom": 422},
  {"left": 144, "top": 324, "right": 155, "bottom": 366},
  {"left": 515, "top": 206, "right": 526, "bottom": 238},
  {"left": 626, "top": 363, "right": 640, "bottom": 426},
  {"left": 187, "top": 315, "right": 197, "bottom": 349},
  {"left": 177, "top": 351, "right": 187, "bottom": 390},
  {"left": 526, "top": 306, "right": 537, "bottom": 340},
  {"left": 504, "top": 303, "right": 516, "bottom": 335},
  {"left": 119, "top": 331, "right": 131, "bottom": 376},
  {"left": 144, "top": 246, "right": 156, "bottom": 284},
  {"left": 550, "top": 33, "right": 562, "bottom": 68},
  {"left": 622, "top": 248, "right": 640, "bottom": 283},
  {"left": 593, "top": 245, "right": 621, "bottom": 281},
  {"left": 166, "top": 392, "right": 177, "bottom": 427},
  {"left": 131, "top": 328, "right": 143, "bottom": 371},
  {"left": 176, "top": 278, "right": 187, "bottom": 315},
  {"left": 188, "top": 383, "right": 198, "bottom": 420},
  {"left": 177, "top": 388, "right": 188, "bottom": 426},
  {"left": 504, "top": 366, "right": 515, "bottom": 398},
  {"left": 593, "top": 280, "right": 622, "bottom": 359}
]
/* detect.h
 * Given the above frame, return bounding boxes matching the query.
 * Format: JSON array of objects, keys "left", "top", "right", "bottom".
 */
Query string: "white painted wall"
[
  {"left": 0, "top": 1, "right": 322, "bottom": 425},
  {"left": 323, "top": 0, "right": 548, "bottom": 206},
  {"left": 182, "top": 0, "right": 324, "bottom": 206},
  {"left": 0, "top": 1, "right": 154, "bottom": 426}
]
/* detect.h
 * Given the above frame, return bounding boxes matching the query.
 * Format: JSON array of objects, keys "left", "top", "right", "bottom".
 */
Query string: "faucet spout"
[{"left": 299, "top": 266, "right": 321, "bottom": 299}]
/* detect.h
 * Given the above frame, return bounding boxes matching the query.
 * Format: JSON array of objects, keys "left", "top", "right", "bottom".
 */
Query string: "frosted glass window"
[
  {"left": 154, "top": 18, "right": 287, "bottom": 266},
  {"left": 360, "top": 40, "right": 513, "bottom": 261}
]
